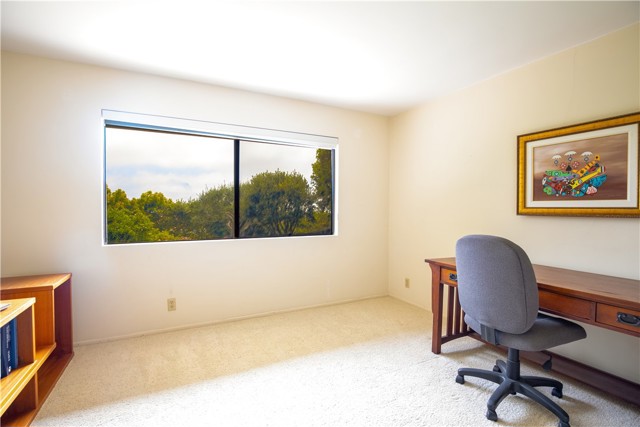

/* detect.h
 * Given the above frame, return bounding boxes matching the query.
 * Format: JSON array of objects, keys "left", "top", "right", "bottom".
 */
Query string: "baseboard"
[{"left": 76, "top": 293, "right": 389, "bottom": 346}]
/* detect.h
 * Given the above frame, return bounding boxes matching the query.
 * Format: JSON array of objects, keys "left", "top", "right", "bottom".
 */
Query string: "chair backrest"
[{"left": 455, "top": 235, "right": 539, "bottom": 335}]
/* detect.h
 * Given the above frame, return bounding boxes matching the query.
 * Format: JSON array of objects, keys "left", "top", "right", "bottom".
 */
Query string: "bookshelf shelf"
[
  {"left": 0, "top": 298, "right": 37, "bottom": 420},
  {"left": 0, "top": 274, "right": 73, "bottom": 426}
]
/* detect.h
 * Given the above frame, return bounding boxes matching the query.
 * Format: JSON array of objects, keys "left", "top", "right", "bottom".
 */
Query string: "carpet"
[{"left": 33, "top": 297, "right": 639, "bottom": 426}]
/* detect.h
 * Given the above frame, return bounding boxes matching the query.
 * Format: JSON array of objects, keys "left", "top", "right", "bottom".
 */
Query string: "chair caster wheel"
[
  {"left": 455, "top": 375, "right": 465, "bottom": 384},
  {"left": 486, "top": 409, "right": 498, "bottom": 422},
  {"left": 552, "top": 387, "right": 563, "bottom": 398},
  {"left": 558, "top": 420, "right": 570, "bottom": 427}
]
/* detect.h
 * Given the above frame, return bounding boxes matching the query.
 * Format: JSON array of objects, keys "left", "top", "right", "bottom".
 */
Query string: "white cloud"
[{"left": 106, "top": 127, "right": 317, "bottom": 201}]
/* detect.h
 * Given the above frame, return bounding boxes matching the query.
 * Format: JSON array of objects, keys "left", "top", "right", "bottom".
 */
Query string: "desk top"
[{"left": 425, "top": 257, "right": 639, "bottom": 310}]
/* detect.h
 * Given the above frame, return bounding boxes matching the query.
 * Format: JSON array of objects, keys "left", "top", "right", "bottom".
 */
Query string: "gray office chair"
[{"left": 454, "top": 235, "right": 586, "bottom": 427}]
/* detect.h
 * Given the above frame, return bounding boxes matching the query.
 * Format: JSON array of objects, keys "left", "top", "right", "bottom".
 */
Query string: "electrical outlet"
[
  {"left": 404, "top": 278, "right": 410, "bottom": 288},
  {"left": 167, "top": 298, "right": 176, "bottom": 311}
]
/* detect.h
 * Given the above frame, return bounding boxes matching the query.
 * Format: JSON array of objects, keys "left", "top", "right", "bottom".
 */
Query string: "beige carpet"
[{"left": 34, "top": 297, "right": 639, "bottom": 426}]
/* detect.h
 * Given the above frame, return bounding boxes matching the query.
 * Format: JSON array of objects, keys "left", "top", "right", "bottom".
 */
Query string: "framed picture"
[{"left": 517, "top": 112, "right": 640, "bottom": 217}]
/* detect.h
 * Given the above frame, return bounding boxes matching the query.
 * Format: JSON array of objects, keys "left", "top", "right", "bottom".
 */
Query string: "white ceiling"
[{"left": 2, "top": 1, "right": 638, "bottom": 116}]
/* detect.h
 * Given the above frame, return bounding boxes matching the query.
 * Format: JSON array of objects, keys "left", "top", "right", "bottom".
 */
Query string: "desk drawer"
[
  {"left": 441, "top": 268, "right": 458, "bottom": 286},
  {"left": 539, "top": 290, "right": 595, "bottom": 321},
  {"left": 596, "top": 304, "right": 640, "bottom": 336}
]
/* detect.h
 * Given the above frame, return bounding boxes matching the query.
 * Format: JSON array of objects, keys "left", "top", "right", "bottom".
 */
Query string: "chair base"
[{"left": 456, "top": 348, "right": 570, "bottom": 427}]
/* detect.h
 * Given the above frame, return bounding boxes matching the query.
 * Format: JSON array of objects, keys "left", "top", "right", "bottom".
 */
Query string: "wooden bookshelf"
[
  {"left": 0, "top": 274, "right": 73, "bottom": 426},
  {"left": 0, "top": 298, "right": 37, "bottom": 421}
]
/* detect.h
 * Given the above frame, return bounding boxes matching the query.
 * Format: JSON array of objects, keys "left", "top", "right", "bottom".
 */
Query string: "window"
[{"left": 103, "top": 111, "right": 336, "bottom": 244}]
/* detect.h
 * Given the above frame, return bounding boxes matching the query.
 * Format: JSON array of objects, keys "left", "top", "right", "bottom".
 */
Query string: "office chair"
[{"left": 454, "top": 235, "right": 586, "bottom": 427}]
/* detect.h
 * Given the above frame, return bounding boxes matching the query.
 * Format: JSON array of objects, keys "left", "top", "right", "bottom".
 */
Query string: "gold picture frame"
[{"left": 517, "top": 112, "right": 640, "bottom": 217}]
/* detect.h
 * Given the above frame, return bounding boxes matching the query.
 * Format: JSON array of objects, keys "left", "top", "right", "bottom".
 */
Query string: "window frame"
[{"left": 102, "top": 110, "right": 338, "bottom": 244}]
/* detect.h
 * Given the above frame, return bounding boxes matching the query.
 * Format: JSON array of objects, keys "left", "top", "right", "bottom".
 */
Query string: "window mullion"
[{"left": 234, "top": 139, "right": 240, "bottom": 238}]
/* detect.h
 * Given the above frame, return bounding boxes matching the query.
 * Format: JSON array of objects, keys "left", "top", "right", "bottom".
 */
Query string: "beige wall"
[
  {"left": 2, "top": 24, "right": 638, "bottom": 382},
  {"left": 388, "top": 24, "right": 640, "bottom": 381},
  {"left": 1, "top": 52, "right": 389, "bottom": 343}
]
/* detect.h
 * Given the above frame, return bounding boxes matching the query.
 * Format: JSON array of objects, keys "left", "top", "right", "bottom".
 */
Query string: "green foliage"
[
  {"left": 105, "top": 149, "right": 333, "bottom": 244},
  {"left": 136, "top": 191, "right": 192, "bottom": 239},
  {"left": 311, "top": 149, "right": 332, "bottom": 212},
  {"left": 190, "top": 185, "right": 234, "bottom": 239},
  {"left": 106, "top": 187, "right": 176, "bottom": 243},
  {"left": 296, "top": 211, "right": 332, "bottom": 236},
  {"left": 241, "top": 170, "right": 314, "bottom": 237}
]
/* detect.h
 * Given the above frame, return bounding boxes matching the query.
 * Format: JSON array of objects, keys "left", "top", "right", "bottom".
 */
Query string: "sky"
[{"left": 105, "top": 127, "right": 316, "bottom": 201}]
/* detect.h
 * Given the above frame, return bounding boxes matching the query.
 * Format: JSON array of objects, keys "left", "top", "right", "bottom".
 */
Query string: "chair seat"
[{"left": 465, "top": 313, "right": 587, "bottom": 352}]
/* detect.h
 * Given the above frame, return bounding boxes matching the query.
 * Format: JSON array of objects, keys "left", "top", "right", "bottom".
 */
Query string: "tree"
[
  {"left": 311, "top": 149, "right": 332, "bottom": 212},
  {"left": 241, "top": 170, "right": 314, "bottom": 237},
  {"left": 105, "top": 187, "right": 174, "bottom": 243},
  {"left": 189, "top": 185, "right": 234, "bottom": 239},
  {"left": 134, "top": 191, "right": 192, "bottom": 240},
  {"left": 105, "top": 150, "right": 334, "bottom": 242}
]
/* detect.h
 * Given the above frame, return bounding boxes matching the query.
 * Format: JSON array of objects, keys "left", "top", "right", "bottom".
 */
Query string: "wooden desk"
[{"left": 425, "top": 257, "right": 640, "bottom": 406}]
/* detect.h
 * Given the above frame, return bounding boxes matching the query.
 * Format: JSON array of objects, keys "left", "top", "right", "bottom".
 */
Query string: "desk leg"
[{"left": 431, "top": 270, "right": 444, "bottom": 354}]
